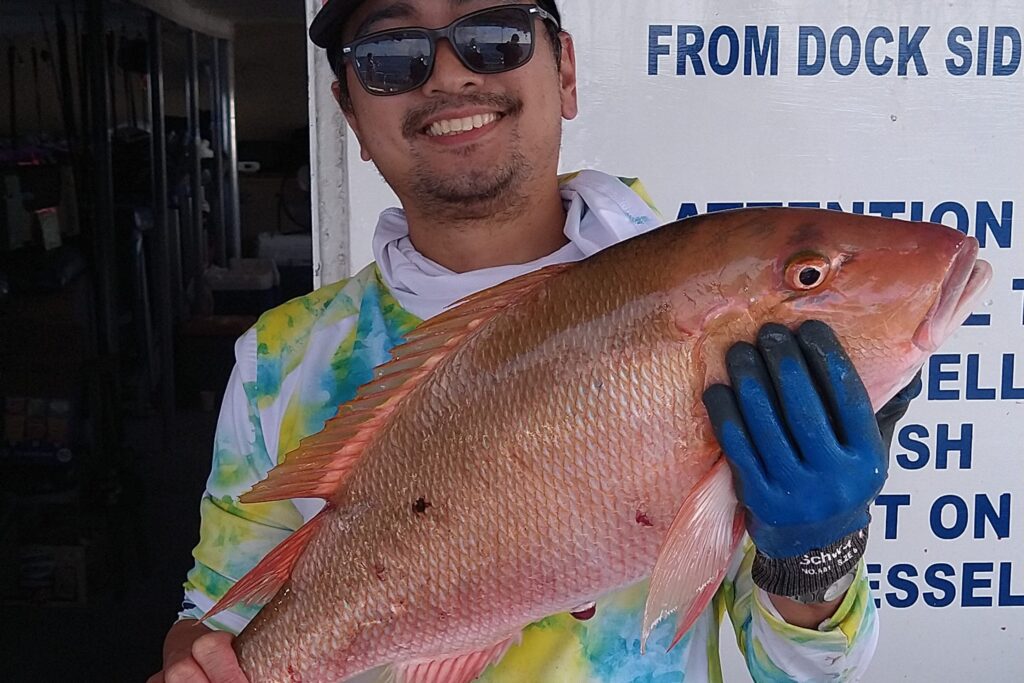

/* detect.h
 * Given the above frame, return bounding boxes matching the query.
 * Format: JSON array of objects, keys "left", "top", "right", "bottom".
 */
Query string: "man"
[{"left": 152, "top": 1, "right": 919, "bottom": 681}]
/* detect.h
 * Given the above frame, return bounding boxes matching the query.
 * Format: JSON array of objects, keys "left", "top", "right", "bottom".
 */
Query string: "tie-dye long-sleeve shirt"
[{"left": 179, "top": 261, "right": 879, "bottom": 682}]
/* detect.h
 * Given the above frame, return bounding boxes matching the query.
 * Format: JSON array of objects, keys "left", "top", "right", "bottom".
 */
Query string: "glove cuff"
[{"left": 752, "top": 528, "right": 867, "bottom": 600}]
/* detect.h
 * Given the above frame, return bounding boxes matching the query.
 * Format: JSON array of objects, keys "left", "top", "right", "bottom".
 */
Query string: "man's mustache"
[{"left": 403, "top": 94, "right": 523, "bottom": 138}]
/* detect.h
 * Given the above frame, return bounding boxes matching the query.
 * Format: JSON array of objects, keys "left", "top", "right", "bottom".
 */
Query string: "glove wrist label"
[{"left": 752, "top": 528, "right": 867, "bottom": 601}]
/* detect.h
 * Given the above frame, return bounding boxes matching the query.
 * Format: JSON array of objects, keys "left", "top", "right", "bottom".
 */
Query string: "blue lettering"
[
  {"left": 1002, "top": 354, "right": 1024, "bottom": 399},
  {"left": 910, "top": 201, "right": 925, "bottom": 222},
  {"left": 831, "top": 26, "right": 862, "bottom": 76},
  {"left": 707, "top": 202, "right": 743, "bottom": 213},
  {"left": 866, "top": 27, "right": 895, "bottom": 75},
  {"left": 867, "top": 563, "right": 883, "bottom": 609},
  {"left": 923, "top": 563, "right": 957, "bottom": 607},
  {"left": 745, "top": 26, "right": 779, "bottom": 76},
  {"left": 966, "top": 354, "right": 997, "bottom": 400},
  {"left": 963, "top": 562, "right": 994, "bottom": 607},
  {"left": 899, "top": 26, "right": 930, "bottom": 75},
  {"left": 648, "top": 25, "right": 673, "bottom": 75},
  {"left": 677, "top": 203, "right": 700, "bottom": 220},
  {"left": 974, "top": 493, "right": 1011, "bottom": 540},
  {"left": 976, "top": 201, "right": 1013, "bottom": 248},
  {"left": 994, "top": 26, "right": 1021, "bottom": 76},
  {"left": 875, "top": 494, "right": 912, "bottom": 540},
  {"left": 947, "top": 27, "right": 973, "bottom": 75},
  {"left": 677, "top": 26, "right": 706, "bottom": 76},
  {"left": 869, "top": 201, "right": 906, "bottom": 218},
  {"left": 928, "top": 354, "right": 961, "bottom": 400},
  {"left": 963, "top": 314, "right": 991, "bottom": 326},
  {"left": 936, "top": 423, "right": 973, "bottom": 470},
  {"left": 709, "top": 26, "right": 740, "bottom": 75},
  {"left": 931, "top": 201, "right": 970, "bottom": 235},
  {"left": 798, "top": 26, "right": 826, "bottom": 75},
  {"left": 1015, "top": 279, "right": 1024, "bottom": 325},
  {"left": 978, "top": 27, "right": 990, "bottom": 75},
  {"left": 931, "top": 494, "right": 969, "bottom": 540},
  {"left": 999, "top": 563, "right": 1024, "bottom": 607},
  {"left": 887, "top": 564, "right": 919, "bottom": 608},
  {"left": 896, "top": 425, "right": 930, "bottom": 470}
]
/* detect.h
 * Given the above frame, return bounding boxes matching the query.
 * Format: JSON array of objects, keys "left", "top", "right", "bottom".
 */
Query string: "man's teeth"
[{"left": 426, "top": 113, "right": 499, "bottom": 137}]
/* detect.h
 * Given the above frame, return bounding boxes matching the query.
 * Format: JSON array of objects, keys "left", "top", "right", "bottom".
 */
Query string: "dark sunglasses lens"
[
  {"left": 353, "top": 31, "right": 432, "bottom": 93},
  {"left": 454, "top": 7, "right": 534, "bottom": 72}
]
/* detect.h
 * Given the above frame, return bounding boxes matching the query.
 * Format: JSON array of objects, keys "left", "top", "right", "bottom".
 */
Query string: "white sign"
[{"left": 338, "top": 1, "right": 1023, "bottom": 679}]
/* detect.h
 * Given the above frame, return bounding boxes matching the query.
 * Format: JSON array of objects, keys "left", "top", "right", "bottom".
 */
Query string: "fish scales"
[
  {"left": 240, "top": 227, "right": 712, "bottom": 680},
  {"left": 208, "top": 209, "right": 992, "bottom": 682}
]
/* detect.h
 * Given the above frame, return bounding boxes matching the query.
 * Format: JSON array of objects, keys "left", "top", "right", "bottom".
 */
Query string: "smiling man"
[{"left": 151, "top": 2, "right": 916, "bottom": 682}]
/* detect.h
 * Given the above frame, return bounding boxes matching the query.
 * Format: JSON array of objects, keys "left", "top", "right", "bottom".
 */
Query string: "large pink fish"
[{"left": 203, "top": 208, "right": 991, "bottom": 682}]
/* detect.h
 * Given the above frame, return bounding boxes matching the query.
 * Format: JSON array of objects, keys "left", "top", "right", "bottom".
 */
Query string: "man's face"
[{"left": 334, "top": 0, "right": 579, "bottom": 217}]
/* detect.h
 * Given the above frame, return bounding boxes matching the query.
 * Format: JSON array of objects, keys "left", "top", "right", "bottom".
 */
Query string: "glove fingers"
[
  {"left": 702, "top": 383, "right": 772, "bottom": 501},
  {"left": 756, "top": 323, "right": 841, "bottom": 467},
  {"left": 796, "top": 320, "right": 885, "bottom": 455},
  {"left": 722, "top": 343, "right": 801, "bottom": 488}
]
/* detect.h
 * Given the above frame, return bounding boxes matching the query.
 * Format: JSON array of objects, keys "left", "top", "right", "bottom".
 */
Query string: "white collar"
[{"left": 372, "top": 170, "right": 661, "bottom": 320}]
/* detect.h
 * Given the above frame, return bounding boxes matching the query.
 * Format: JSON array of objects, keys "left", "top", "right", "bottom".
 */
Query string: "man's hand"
[
  {"left": 702, "top": 320, "right": 886, "bottom": 560},
  {"left": 147, "top": 619, "right": 249, "bottom": 683}
]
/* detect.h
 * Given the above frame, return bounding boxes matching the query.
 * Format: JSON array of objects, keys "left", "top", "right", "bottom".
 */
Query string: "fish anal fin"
[
  {"left": 641, "top": 458, "right": 743, "bottom": 653},
  {"left": 386, "top": 634, "right": 520, "bottom": 683},
  {"left": 199, "top": 509, "right": 328, "bottom": 624},
  {"left": 239, "top": 263, "right": 572, "bottom": 505}
]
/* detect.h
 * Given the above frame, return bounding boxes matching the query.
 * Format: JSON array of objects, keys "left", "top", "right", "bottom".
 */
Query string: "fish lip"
[{"left": 912, "top": 237, "right": 993, "bottom": 351}]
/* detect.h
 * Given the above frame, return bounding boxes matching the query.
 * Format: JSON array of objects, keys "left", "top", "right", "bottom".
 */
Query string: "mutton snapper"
[{"left": 203, "top": 208, "right": 991, "bottom": 682}]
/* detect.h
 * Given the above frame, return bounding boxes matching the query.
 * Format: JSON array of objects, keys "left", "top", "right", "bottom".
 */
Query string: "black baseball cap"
[{"left": 309, "top": 0, "right": 562, "bottom": 51}]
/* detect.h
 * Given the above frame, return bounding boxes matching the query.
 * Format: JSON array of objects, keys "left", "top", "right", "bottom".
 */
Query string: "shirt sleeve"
[
  {"left": 177, "top": 328, "right": 307, "bottom": 635},
  {"left": 719, "top": 540, "right": 879, "bottom": 682}
]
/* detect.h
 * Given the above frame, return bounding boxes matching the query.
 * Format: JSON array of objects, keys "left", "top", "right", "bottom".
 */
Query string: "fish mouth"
[{"left": 912, "top": 237, "right": 993, "bottom": 352}]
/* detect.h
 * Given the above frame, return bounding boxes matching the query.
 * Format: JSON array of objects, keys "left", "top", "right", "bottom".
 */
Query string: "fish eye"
[{"left": 785, "top": 254, "right": 833, "bottom": 291}]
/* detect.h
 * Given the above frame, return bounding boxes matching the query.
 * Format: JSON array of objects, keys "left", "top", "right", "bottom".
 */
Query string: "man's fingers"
[
  {"left": 163, "top": 656, "right": 210, "bottom": 683},
  {"left": 191, "top": 631, "right": 249, "bottom": 683},
  {"left": 703, "top": 383, "right": 772, "bottom": 501},
  {"left": 796, "top": 320, "right": 882, "bottom": 454}
]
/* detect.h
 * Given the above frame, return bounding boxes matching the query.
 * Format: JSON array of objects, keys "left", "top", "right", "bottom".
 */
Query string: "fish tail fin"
[
  {"left": 641, "top": 458, "right": 743, "bottom": 653},
  {"left": 199, "top": 509, "right": 329, "bottom": 624}
]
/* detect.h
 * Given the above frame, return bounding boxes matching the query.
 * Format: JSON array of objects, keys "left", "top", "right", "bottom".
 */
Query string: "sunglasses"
[{"left": 340, "top": 4, "right": 560, "bottom": 96}]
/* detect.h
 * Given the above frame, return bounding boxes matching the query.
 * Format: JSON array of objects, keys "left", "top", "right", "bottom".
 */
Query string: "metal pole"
[
  {"left": 210, "top": 44, "right": 227, "bottom": 267},
  {"left": 186, "top": 30, "right": 203, "bottom": 297},
  {"left": 305, "top": 0, "right": 349, "bottom": 286},
  {"left": 148, "top": 12, "right": 175, "bottom": 428},
  {"left": 85, "top": 0, "right": 122, "bottom": 475},
  {"left": 219, "top": 38, "right": 241, "bottom": 262},
  {"left": 86, "top": 0, "right": 118, "bottom": 360}
]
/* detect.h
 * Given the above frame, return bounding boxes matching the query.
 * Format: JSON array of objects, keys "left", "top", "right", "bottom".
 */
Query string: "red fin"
[
  {"left": 641, "top": 458, "right": 744, "bottom": 653},
  {"left": 388, "top": 635, "right": 520, "bottom": 683},
  {"left": 199, "top": 509, "right": 328, "bottom": 623},
  {"left": 241, "top": 263, "right": 572, "bottom": 505}
]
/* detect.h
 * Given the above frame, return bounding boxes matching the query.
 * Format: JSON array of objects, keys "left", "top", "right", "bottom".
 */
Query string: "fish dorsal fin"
[
  {"left": 386, "top": 634, "right": 521, "bottom": 683},
  {"left": 200, "top": 509, "right": 328, "bottom": 623},
  {"left": 240, "top": 263, "right": 573, "bottom": 505},
  {"left": 641, "top": 458, "right": 744, "bottom": 652}
]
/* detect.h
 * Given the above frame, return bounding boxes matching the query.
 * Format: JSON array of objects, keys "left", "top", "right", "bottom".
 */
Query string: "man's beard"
[
  {"left": 409, "top": 142, "right": 532, "bottom": 219},
  {"left": 400, "top": 93, "right": 533, "bottom": 220}
]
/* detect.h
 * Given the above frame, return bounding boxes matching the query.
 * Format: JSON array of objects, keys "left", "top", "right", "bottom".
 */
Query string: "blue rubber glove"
[{"left": 702, "top": 320, "right": 887, "bottom": 560}]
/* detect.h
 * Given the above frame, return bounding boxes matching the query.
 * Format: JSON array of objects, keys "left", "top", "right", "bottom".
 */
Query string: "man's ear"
[
  {"left": 332, "top": 80, "right": 373, "bottom": 162},
  {"left": 557, "top": 32, "right": 579, "bottom": 121}
]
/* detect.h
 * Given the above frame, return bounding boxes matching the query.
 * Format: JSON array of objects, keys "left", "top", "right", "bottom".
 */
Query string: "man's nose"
[{"left": 424, "top": 39, "right": 484, "bottom": 94}]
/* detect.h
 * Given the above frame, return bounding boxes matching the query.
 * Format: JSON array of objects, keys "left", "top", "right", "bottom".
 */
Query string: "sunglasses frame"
[{"left": 339, "top": 4, "right": 560, "bottom": 95}]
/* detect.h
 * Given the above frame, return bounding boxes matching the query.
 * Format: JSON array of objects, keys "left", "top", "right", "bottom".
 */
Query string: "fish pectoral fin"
[
  {"left": 385, "top": 633, "right": 521, "bottom": 683},
  {"left": 641, "top": 457, "right": 743, "bottom": 653},
  {"left": 199, "top": 508, "right": 328, "bottom": 624}
]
